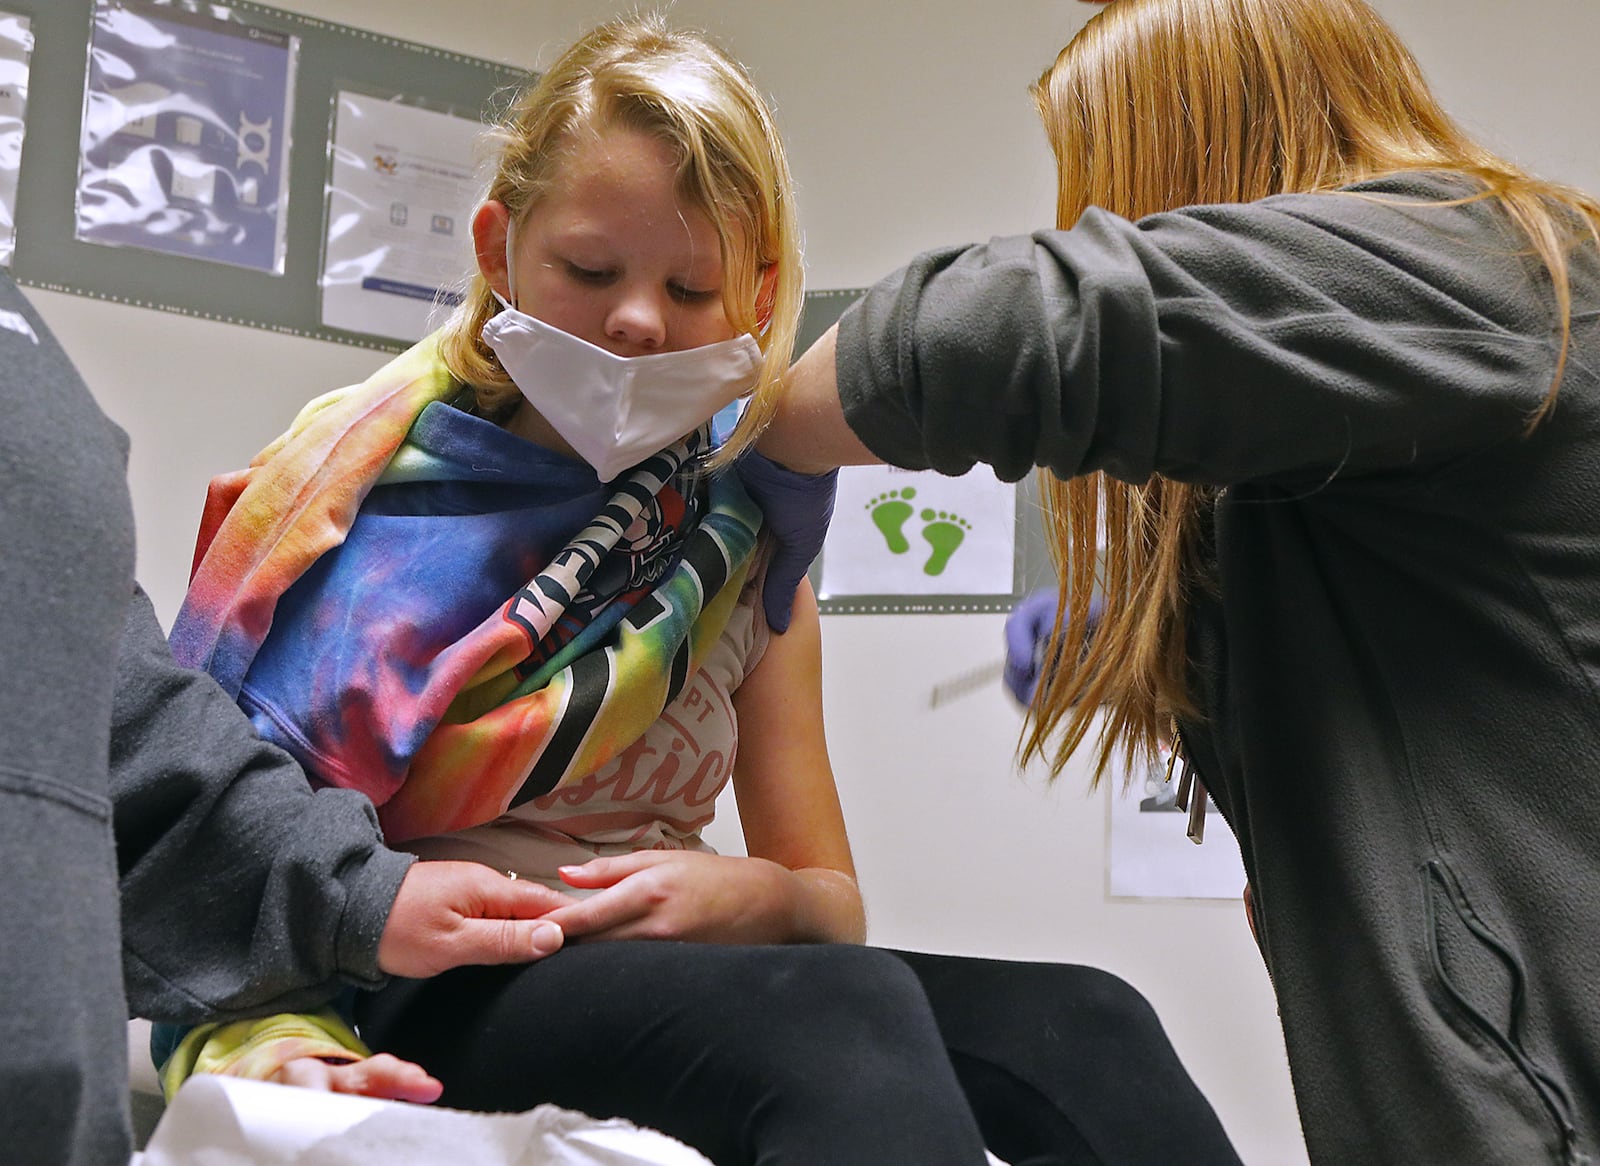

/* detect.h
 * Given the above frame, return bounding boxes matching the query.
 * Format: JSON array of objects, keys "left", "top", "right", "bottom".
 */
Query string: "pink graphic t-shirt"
[{"left": 403, "top": 573, "right": 771, "bottom": 887}]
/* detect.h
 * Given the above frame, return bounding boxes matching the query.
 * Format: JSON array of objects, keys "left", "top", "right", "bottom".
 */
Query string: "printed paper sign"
[
  {"left": 820, "top": 465, "right": 1017, "bottom": 598},
  {"left": 0, "top": 13, "right": 31, "bottom": 267},
  {"left": 320, "top": 90, "right": 484, "bottom": 341},
  {"left": 76, "top": 1, "right": 296, "bottom": 273},
  {"left": 1106, "top": 746, "right": 1248, "bottom": 900}
]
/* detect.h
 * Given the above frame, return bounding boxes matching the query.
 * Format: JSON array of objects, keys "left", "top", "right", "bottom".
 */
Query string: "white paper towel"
[{"left": 131, "top": 1075, "right": 714, "bottom": 1166}]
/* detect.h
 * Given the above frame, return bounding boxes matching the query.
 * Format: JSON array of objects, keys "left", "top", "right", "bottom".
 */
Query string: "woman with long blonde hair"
[{"left": 762, "top": 0, "right": 1600, "bottom": 1160}]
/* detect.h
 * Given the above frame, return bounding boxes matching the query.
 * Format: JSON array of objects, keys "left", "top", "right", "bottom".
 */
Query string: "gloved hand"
[
  {"left": 1003, "top": 588, "right": 1061, "bottom": 706},
  {"left": 734, "top": 449, "right": 838, "bottom": 633},
  {"left": 1003, "top": 589, "right": 1104, "bottom": 707}
]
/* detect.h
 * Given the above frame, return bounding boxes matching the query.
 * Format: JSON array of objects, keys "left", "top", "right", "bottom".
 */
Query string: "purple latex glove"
[
  {"left": 1003, "top": 588, "right": 1103, "bottom": 707},
  {"left": 734, "top": 449, "right": 838, "bottom": 633},
  {"left": 1003, "top": 589, "right": 1060, "bottom": 706}
]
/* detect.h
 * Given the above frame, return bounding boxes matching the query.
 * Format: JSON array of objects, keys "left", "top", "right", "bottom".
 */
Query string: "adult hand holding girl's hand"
[
  {"left": 543, "top": 850, "right": 817, "bottom": 944},
  {"left": 265, "top": 862, "right": 573, "bottom": 1103},
  {"left": 378, "top": 860, "right": 575, "bottom": 977}
]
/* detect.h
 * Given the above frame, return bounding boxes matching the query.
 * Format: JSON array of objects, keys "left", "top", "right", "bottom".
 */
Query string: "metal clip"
[{"left": 1186, "top": 777, "right": 1207, "bottom": 844}]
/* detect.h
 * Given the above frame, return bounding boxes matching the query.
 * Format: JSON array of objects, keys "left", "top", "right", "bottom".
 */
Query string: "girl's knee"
[
  {"left": 744, "top": 945, "right": 930, "bottom": 1024},
  {"left": 714, "top": 945, "right": 943, "bottom": 1063}
]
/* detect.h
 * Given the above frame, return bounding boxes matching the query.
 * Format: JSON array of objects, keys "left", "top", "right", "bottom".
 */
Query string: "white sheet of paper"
[
  {"left": 321, "top": 91, "right": 484, "bottom": 341},
  {"left": 819, "top": 465, "right": 1016, "bottom": 598},
  {"left": 133, "top": 1075, "right": 714, "bottom": 1166},
  {"left": 0, "top": 14, "right": 30, "bottom": 267},
  {"left": 1105, "top": 749, "right": 1248, "bottom": 900}
]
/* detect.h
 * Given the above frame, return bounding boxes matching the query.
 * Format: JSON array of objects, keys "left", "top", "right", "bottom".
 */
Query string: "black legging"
[
  {"left": 354, "top": 944, "right": 1240, "bottom": 1166},
  {"left": 895, "top": 950, "right": 1240, "bottom": 1166}
]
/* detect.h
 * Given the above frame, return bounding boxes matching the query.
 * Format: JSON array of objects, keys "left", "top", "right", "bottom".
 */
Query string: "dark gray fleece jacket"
[
  {"left": 0, "top": 272, "right": 412, "bottom": 1165},
  {"left": 837, "top": 173, "right": 1600, "bottom": 1165}
]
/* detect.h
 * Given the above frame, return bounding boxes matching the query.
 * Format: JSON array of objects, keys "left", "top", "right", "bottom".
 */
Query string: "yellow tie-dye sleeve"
[{"left": 158, "top": 1008, "right": 369, "bottom": 1102}]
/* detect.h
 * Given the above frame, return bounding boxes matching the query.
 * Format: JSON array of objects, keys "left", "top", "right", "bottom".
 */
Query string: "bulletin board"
[{"left": 5, "top": 0, "right": 524, "bottom": 352}]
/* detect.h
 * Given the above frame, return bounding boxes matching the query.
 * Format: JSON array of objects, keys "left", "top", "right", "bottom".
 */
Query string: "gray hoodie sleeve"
[
  {"left": 111, "top": 585, "right": 415, "bottom": 1024},
  {"left": 835, "top": 175, "right": 1561, "bottom": 487}
]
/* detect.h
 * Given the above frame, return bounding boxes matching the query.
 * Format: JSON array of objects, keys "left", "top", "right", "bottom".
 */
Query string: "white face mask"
[{"left": 479, "top": 228, "right": 763, "bottom": 482}]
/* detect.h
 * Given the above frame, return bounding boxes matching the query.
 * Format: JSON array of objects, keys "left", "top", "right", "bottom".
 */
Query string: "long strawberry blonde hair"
[{"left": 1022, "top": 0, "right": 1600, "bottom": 781}]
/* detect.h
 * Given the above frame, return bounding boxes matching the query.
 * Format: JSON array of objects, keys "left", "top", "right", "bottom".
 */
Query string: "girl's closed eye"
[
  {"left": 669, "top": 281, "right": 720, "bottom": 305},
  {"left": 564, "top": 261, "right": 617, "bottom": 285}
]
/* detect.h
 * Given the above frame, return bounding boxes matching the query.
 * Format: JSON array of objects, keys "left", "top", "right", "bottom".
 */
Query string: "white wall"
[{"left": 35, "top": 3, "right": 1600, "bottom": 1164}]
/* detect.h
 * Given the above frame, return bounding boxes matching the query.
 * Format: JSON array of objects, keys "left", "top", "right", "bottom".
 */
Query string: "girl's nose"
[{"left": 604, "top": 286, "right": 667, "bottom": 352}]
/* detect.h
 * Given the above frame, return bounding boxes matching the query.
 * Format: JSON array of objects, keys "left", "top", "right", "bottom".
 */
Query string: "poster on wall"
[
  {"left": 320, "top": 90, "right": 484, "bottom": 342},
  {"left": 75, "top": 0, "right": 297, "bottom": 274},
  {"left": 818, "top": 465, "right": 1017, "bottom": 598},
  {"left": 0, "top": 12, "right": 31, "bottom": 267},
  {"left": 1106, "top": 745, "right": 1248, "bottom": 900}
]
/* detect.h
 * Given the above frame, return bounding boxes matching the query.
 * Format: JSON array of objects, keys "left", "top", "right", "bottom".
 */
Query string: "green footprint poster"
[{"left": 819, "top": 466, "right": 1017, "bottom": 598}]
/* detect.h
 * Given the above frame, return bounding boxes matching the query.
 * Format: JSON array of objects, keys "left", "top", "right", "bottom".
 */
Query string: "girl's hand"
[
  {"left": 543, "top": 850, "right": 805, "bottom": 944},
  {"left": 270, "top": 1052, "right": 444, "bottom": 1103},
  {"left": 543, "top": 579, "right": 865, "bottom": 948}
]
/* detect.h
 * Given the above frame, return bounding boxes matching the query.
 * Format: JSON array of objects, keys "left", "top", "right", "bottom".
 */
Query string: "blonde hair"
[
  {"left": 438, "top": 12, "right": 803, "bottom": 467},
  {"left": 1022, "top": 0, "right": 1600, "bottom": 782}
]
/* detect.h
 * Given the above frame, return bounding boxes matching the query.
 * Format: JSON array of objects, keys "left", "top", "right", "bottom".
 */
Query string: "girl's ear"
[
  {"left": 471, "top": 201, "right": 514, "bottom": 302},
  {"left": 755, "top": 263, "right": 779, "bottom": 332}
]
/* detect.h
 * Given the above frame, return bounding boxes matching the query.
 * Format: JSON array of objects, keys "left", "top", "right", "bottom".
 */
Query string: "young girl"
[{"left": 160, "top": 15, "right": 1238, "bottom": 1166}]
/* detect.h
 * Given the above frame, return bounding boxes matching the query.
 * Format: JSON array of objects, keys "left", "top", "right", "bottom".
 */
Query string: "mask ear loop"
[{"left": 495, "top": 216, "right": 519, "bottom": 313}]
